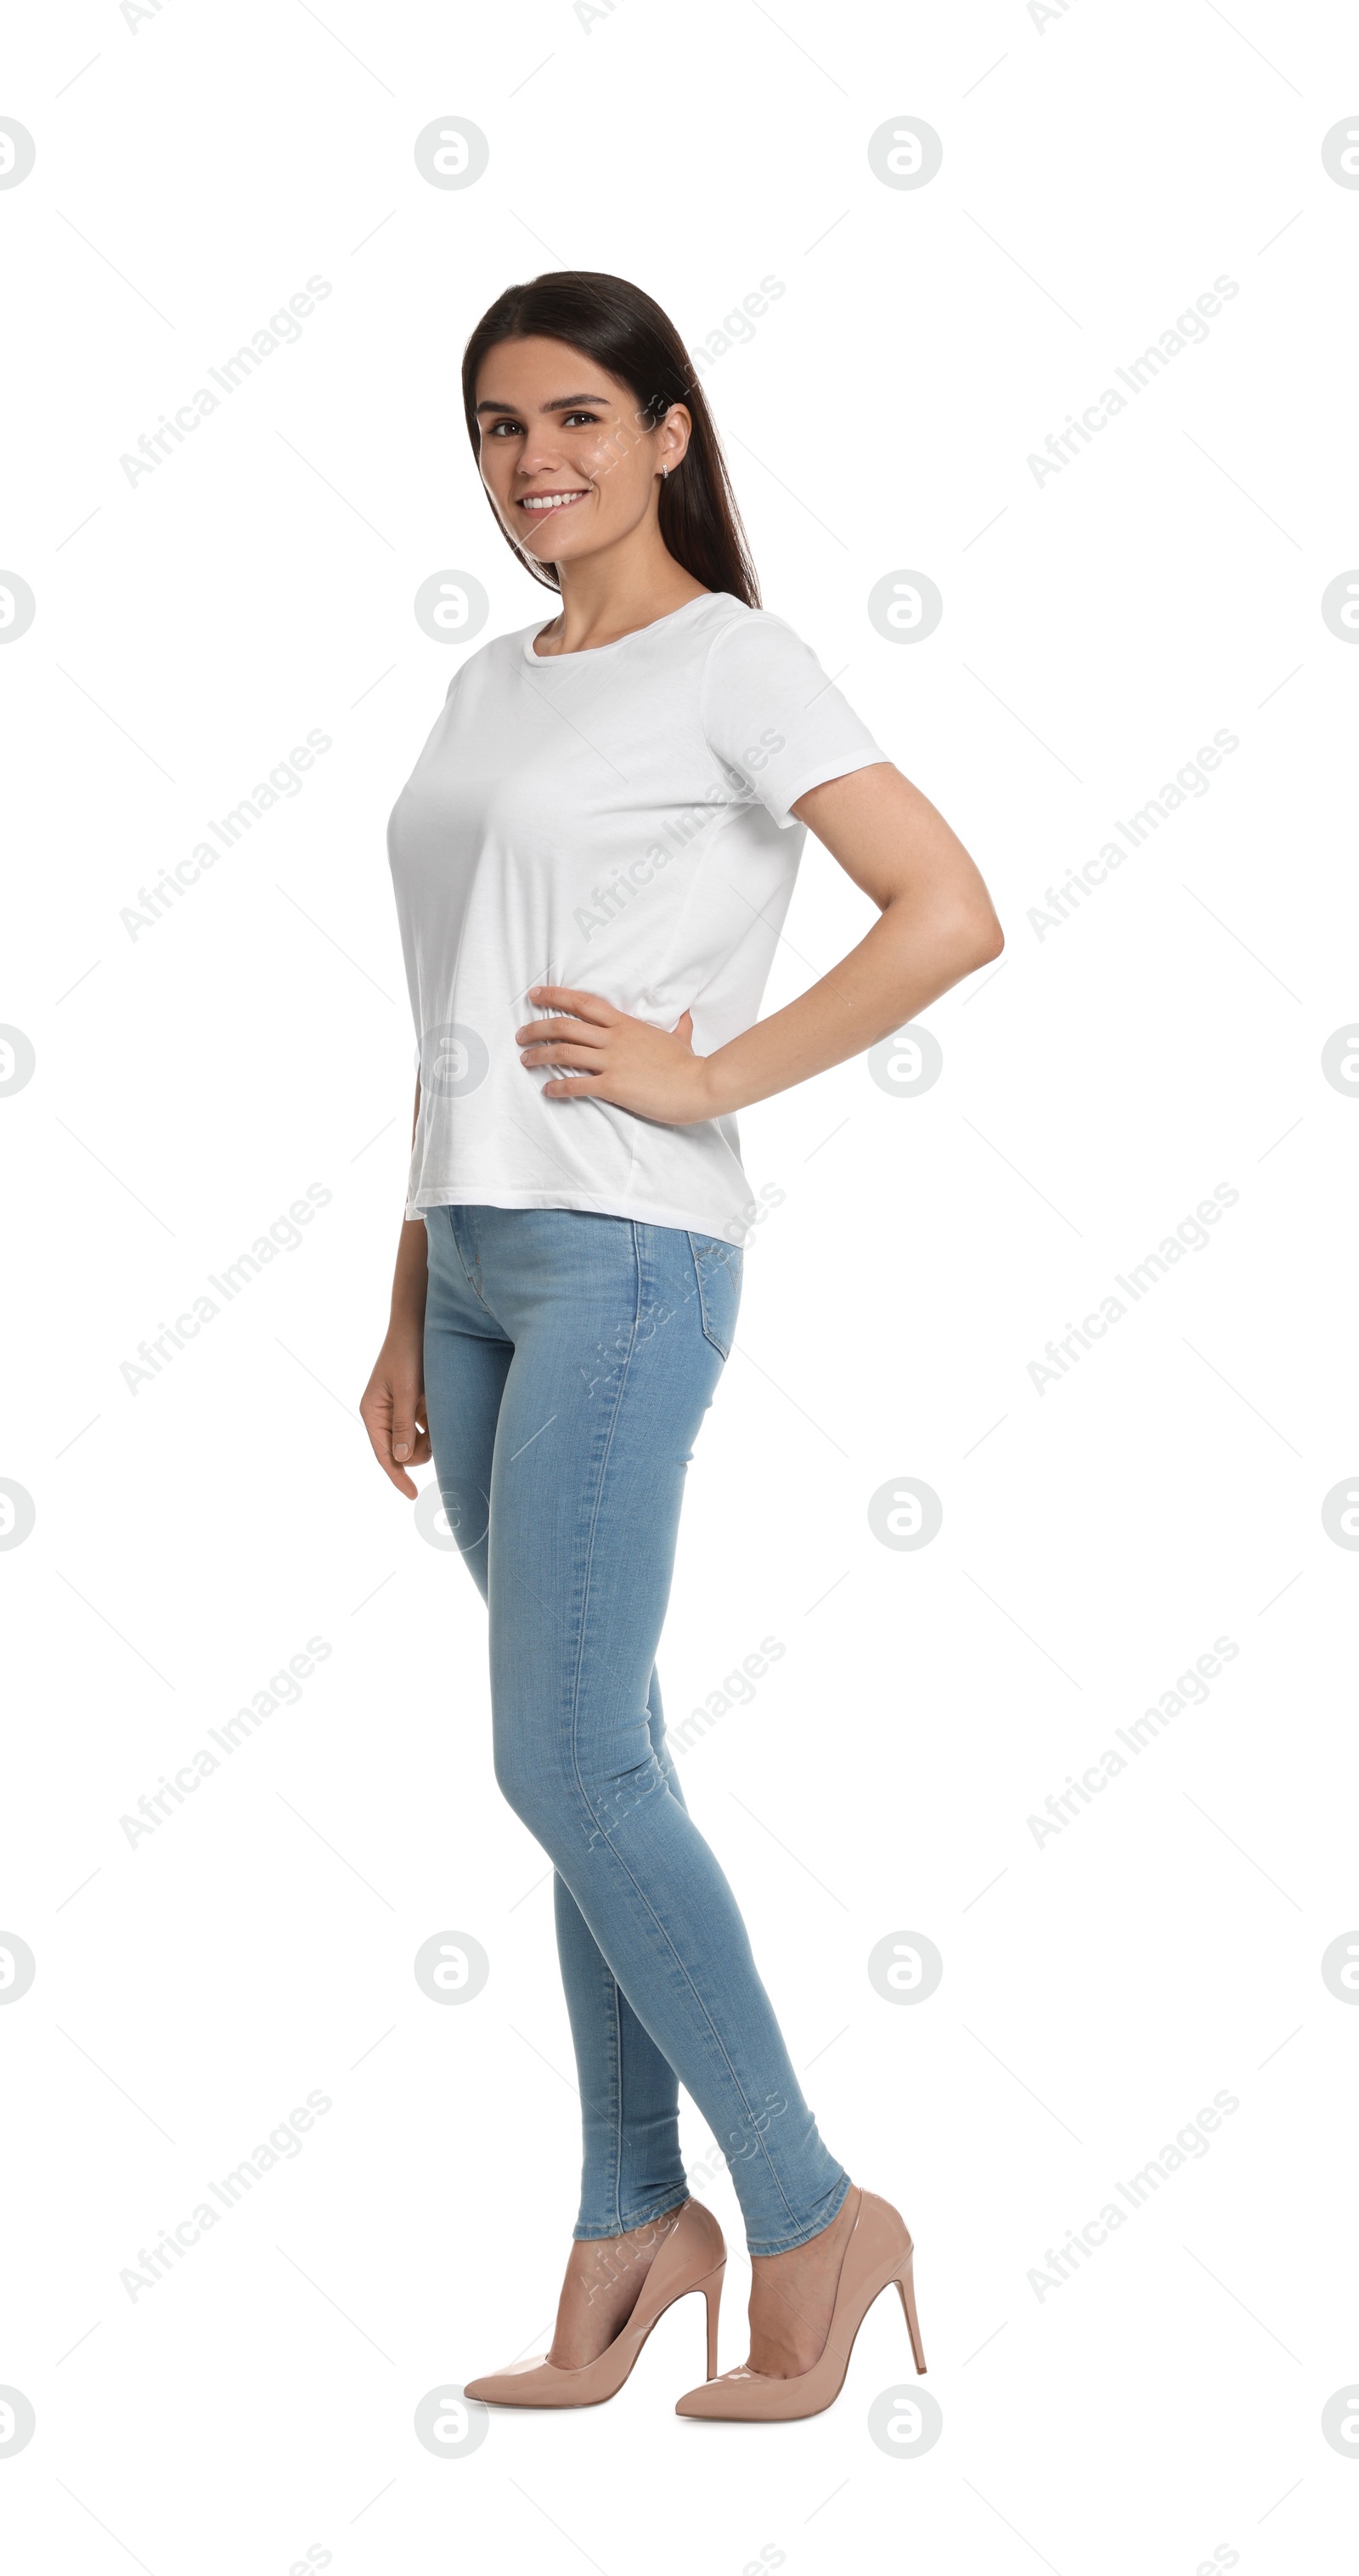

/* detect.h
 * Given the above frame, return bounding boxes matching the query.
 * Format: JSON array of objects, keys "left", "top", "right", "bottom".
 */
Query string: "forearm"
[
  {"left": 698, "top": 889, "right": 1001, "bottom": 1119},
  {"left": 391, "top": 1215, "right": 429, "bottom": 1328},
  {"left": 390, "top": 1078, "right": 428, "bottom": 1329}
]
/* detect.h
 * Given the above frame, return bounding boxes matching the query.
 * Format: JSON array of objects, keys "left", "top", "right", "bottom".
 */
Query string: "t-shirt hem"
[{"left": 409, "top": 1184, "right": 742, "bottom": 1240}]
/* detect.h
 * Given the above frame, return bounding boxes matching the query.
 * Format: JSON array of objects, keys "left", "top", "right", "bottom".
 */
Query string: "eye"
[{"left": 484, "top": 410, "right": 602, "bottom": 438}]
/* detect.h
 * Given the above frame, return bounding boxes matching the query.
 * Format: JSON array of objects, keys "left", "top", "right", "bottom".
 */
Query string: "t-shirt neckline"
[{"left": 522, "top": 591, "right": 718, "bottom": 664}]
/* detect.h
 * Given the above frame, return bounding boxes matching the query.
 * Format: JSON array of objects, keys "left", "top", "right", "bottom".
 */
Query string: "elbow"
[{"left": 936, "top": 899, "right": 1004, "bottom": 974}]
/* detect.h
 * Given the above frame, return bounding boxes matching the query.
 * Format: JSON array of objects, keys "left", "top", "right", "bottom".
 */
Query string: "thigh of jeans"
[
  {"left": 465, "top": 1210, "right": 735, "bottom": 1831},
  {"left": 420, "top": 1206, "right": 514, "bottom": 1591}
]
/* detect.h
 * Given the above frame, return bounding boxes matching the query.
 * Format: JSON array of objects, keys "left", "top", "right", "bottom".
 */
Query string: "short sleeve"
[{"left": 700, "top": 609, "right": 888, "bottom": 829}]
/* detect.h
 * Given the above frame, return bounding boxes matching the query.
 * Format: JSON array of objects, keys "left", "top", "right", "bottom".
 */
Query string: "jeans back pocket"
[{"left": 686, "top": 1231, "right": 743, "bottom": 1359}]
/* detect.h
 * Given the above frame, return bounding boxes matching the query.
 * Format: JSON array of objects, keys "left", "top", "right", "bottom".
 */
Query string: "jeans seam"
[
  {"left": 451, "top": 1209, "right": 494, "bottom": 1318},
  {"left": 686, "top": 1229, "right": 739, "bottom": 1359},
  {"left": 607, "top": 1973, "right": 623, "bottom": 2234},
  {"left": 743, "top": 2172, "right": 851, "bottom": 2257},
  {"left": 574, "top": 2189, "right": 690, "bottom": 2242},
  {"left": 561, "top": 1225, "right": 803, "bottom": 2240}
]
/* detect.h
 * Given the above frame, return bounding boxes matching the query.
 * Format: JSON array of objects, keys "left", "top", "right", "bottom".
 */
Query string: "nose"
[{"left": 516, "top": 423, "right": 576, "bottom": 485}]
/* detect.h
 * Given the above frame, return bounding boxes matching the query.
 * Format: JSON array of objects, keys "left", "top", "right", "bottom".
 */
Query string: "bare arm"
[
  {"left": 515, "top": 762, "right": 1004, "bottom": 1121},
  {"left": 699, "top": 762, "right": 1001, "bottom": 1114},
  {"left": 359, "top": 1078, "right": 431, "bottom": 1496},
  {"left": 387, "top": 1076, "right": 431, "bottom": 1324}
]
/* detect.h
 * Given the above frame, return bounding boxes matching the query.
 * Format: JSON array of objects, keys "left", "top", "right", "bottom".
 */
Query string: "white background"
[{"left": 3, "top": 1, "right": 1357, "bottom": 2568}]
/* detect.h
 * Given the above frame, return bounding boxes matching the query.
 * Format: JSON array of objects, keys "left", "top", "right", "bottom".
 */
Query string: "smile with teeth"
[{"left": 519, "top": 489, "right": 590, "bottom": 513}]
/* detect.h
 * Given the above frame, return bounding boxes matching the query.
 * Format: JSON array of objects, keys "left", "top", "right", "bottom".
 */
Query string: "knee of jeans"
[
  {"left": 440, "top": 1490, "right": 490, "bottom": 1592},
  {"left": 577, "top": 1753, "right": 669, "bottom": 1852},
  {"left": 493, "top": 1735, "right": 664, "bottom": 1853},
  {"left": 491, "top": 1737, "right": 537, "bottom": 1826},
  {"left": 491, "top": 1731, "right": 570, "bottom": 1844}
]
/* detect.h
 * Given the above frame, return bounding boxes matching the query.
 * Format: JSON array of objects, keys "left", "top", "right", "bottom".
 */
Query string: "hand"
[
  {"left": 359, "top": 1329, "right": 431, "bottom": 1498},
  {"left": 516, "top": 986, "right": 717, "bottom": 1125}
]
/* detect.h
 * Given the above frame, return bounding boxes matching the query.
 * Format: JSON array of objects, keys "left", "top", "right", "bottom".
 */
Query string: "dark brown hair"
[{"left": 460, "top": 271, "right": 761, "bottom": 607}]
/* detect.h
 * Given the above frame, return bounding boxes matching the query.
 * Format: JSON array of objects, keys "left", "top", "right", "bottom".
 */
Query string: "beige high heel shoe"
[
  {"left": 465, "top": 2197, "right": 726, "bottom": 2409},
  {"left": 674, "top": 2184, "right": 925, "bottom": 2421}
]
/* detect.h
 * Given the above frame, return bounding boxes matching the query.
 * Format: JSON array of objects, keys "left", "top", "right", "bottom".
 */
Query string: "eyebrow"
[{"left": 474, "top": 393, "right": 611, "bottom": 415}]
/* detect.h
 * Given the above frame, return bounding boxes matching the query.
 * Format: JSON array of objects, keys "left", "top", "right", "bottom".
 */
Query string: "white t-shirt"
[{"left": 386, "top": 590, "right": 888, "bottom": 1244}]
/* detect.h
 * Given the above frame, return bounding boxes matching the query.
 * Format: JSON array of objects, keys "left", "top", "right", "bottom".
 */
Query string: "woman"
[{"left": 361, "top": 271, "right": 1003, "bottom": 2421}]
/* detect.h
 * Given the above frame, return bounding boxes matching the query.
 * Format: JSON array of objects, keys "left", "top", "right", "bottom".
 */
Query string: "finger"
[
  {"left": 398, "top": 1409, "right": 432, "bottom": 1470},
  {"left": 361, "top": 1384, "right": 419, "bottom": 1497},
  {"left": 541, "top": 1073, "right": 606, "bottom": 1099},
  {"left": 521, "top": 1041, "right": 606, "bottom": 1071},
  {"left": 514, "top": 1015, "right": 608, "bottom": 1048},
  {"left": 524, "top": 985, "right": 617, "bottom": 1025}
]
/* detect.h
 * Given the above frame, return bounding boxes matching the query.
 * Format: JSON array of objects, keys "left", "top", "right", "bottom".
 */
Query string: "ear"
[{"left": 660, "top": 404, "right": 693, "bottom": 473}]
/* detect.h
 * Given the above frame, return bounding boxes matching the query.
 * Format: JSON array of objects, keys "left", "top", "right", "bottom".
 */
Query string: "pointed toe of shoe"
[
  {"left": 674, "top": 2375, "right": 725, "bottom": 2418},
  {"left": 675, "top": 2366, "right": 775, "bottom": 2421},
  {"left": 463, "top": 2354, "right": 558, "bottom": 2404},
  {"left": 676, "top": 2183, "right": 925, "bottom": 2421},
  {"left": 465, "top": 2200, "right": 730, "bottom": 2410}
]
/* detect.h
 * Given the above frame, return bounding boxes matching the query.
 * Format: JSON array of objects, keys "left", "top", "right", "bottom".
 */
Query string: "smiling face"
[{"left": 474, "top": 335, "right": 691, "bottom": 569}]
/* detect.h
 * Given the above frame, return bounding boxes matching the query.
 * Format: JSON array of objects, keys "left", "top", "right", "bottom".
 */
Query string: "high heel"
[
  {"left": 674, "top": 2184, "right": 923, "bottom": 2421},
  {"left": 465, "top": 2197, "right": 726, "bottom": 2409},
  {"left": 894, "top": 2246, "right": 928, "bottom": 2374},
  {"left": 703, "top": 2267, "right": 722, "bottom": 2379}
]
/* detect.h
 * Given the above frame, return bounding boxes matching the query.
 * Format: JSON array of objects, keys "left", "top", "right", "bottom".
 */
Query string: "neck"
[{"left": 536, "top": 526, "right": 707, "bottom": 655}]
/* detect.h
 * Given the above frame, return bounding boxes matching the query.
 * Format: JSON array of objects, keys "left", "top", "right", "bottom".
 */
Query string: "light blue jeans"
[{"left": 421, "top": 1205, "right": 849, "bottom": 2255}]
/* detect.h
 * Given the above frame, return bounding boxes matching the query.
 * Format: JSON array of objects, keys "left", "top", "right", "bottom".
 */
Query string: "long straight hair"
[{"left": 460, "top": 271, "right": 761, "bottom": 607}]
